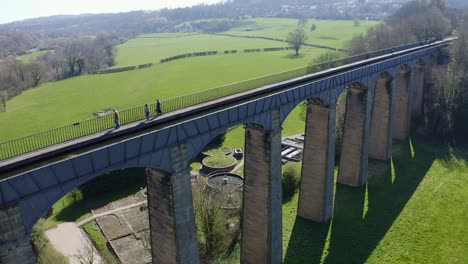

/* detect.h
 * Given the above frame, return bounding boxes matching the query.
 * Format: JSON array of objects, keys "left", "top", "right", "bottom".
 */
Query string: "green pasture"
[
  {"left": 0, "top": 49, "right": 325, "bottom": 142},
  {"left": 0, "top": 18, "right": 371, "bottom": 145},
  {"left": 224, "top": 18, "right": 380, "bottom": 48},
  {"left": 114, "top": 18, "right": 378, "bottom": 67},
  {"left": 18, "top": 50, "right": 54, "bottom": 64},
  {"left": 115, "top": 33, "right": 289, "bottom": 67}
]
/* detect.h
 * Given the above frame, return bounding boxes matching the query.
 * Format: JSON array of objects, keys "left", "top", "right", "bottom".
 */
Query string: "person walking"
[
  {"left": 144, "top": 104, "right": 150, "bottom": 121},
  {"left": 113, "top": 109, "right": 120, "bottom": 129},
  {"left": 156, "top": 99, "right": 163, "bottom": 116}
]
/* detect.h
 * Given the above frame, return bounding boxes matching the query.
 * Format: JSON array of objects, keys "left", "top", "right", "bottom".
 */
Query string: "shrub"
[
  {"left": 282, "top": 164, "right": 299, "bottom": 201},
  {"left": 193, "top": 186, "right": 228, "bottom": 258}
]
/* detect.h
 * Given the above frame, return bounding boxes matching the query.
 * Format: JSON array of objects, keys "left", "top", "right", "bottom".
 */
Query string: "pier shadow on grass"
[
  {"left": 284, "top": 138, "right": 445, "bottom": 263},
  {"left": 323, "top": 138, "right": 437, "bottom": 263},
  {"left": 283, "top": 216, "right": 331, "bottom": 264}
]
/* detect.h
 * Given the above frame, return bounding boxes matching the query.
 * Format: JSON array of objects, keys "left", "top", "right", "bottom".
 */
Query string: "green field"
[
  {"left": 223, "top": 18, "right": 379, "bottom": 48},
  {"left": 115, "top": 19, "right": 378, "bottom": 67},
  {"left": 0, "top": 18, "right": 369, "bottom": 143},
  {"left": 18, "top": 50, "right": 54, "bottom": 64},
  {"left": 115, "top": 33, "right": 289, "bottom": 67}
]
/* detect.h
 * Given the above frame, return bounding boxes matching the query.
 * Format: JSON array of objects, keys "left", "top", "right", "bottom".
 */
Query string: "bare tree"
[
  {"left": 0, "top": 90, "right": 7, "bottom": 112},
  {"left": 298, "top": 17, "right": 308, "bottom": 28},
  {"left": 308, "top": 51, "right": 344, "bottom": 73},
  {"left": 286, "top": 27, "right": 308, "bottom": 56},
  {"left": 29, "top": 61, "right": 44, "bottom": 87},
  {"left": 354, "top": 18, "right": 361, "bottom": 27},
  {"left": 72, "top": 238, "right": 100, "bottom": 264}
]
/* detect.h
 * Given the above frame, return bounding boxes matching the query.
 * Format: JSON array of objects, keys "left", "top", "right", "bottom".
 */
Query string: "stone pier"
[
  {"left": 0, "top": 205, "right": 35, "bottom": 264},
  {"left": 298, "top": 98, "right": 336, "bottom": 222},
  {"left": 241, "top": 111, "right": 282, "bottom": 264},
  {"left": 411, "top": 60, "right": 425, "bottom": 119},
  {"left": 369, "top": 73, "right": 394, "bottom": 161},
  {"left": 338, "top": 84, "right": 372, "bottom": 187},
  {"left": 146, "top": 144, "right": 199, "bottom": 264},
  {"left": 393, "top": 65, "right": 413, "bottom": 140}
]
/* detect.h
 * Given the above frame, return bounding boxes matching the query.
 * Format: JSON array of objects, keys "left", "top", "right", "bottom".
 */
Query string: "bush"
[
  {"left": 282, "top": 164, "right": 299, "bottom": 201},
  {"left": 307, "top": 51, "right": 344, "bottom": 73}
]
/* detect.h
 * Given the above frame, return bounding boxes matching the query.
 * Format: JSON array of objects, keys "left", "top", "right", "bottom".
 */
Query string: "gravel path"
[{"left": 46, "top": 222, "right": 103, "bottom": 264}]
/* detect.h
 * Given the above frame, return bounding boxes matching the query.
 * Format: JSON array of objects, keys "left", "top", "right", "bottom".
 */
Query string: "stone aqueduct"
[{"left": 0, "top": 41, "right": 446, "bottom": 263}]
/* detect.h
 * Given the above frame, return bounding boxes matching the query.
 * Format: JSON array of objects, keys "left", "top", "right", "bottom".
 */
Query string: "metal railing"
[{"left": 0, "top": 40, "right": 442, "bottom": 161}]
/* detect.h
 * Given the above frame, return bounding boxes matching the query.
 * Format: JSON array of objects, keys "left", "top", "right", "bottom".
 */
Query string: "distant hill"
[
  {"left": 0, "top": 11, "right": 170, "bottom": 37},
  {"left": 1, "top": 0, "right": 466, "bottom": 57}
]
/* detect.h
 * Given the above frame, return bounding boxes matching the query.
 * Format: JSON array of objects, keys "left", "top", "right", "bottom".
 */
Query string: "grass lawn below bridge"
[{"left": 215, "top": 137, "right": 468, "bottom": 263}]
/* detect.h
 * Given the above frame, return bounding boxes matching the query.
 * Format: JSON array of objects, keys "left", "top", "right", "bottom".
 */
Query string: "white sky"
[{"left": 0, "top": 0, "right": 223, "bottom": 24}]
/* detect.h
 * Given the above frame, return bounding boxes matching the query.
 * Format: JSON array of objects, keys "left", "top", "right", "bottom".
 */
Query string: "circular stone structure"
[
  {"left": 202, "top": 145, "right": 233, "bottom": 157},
  {"left": 206, "top": 172, "right": 243, "bottom": 209},
  {"left": 201, "top": 155, "right": 237, "bottom": 174}
]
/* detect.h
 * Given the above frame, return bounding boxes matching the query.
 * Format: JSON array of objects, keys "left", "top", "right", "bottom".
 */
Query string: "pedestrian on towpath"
[
  {"left": 113, "top": 109, "right": 120, "bottom": 129},
  {"left": 156, "top": 99, "right": 163, "bottom": 116},
  {"left": 144, "top": 104, "right": 150, "bottom": 121}
]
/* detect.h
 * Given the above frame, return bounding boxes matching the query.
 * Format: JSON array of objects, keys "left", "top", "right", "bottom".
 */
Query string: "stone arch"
[
  {"left": 337, "top": 81, "right": 372, "bottom": 187},
  {"left": 393, "top": 64, "right": 412, "bottom": 140},
  {"left": 20, "top": 164, "right": 167, "bottom": 233},
  {"left": 369, "top": 71, "right": 394, "bottom": 160},
  {"left": 279, "top": 91, "right": 332, "bottom": 126}
]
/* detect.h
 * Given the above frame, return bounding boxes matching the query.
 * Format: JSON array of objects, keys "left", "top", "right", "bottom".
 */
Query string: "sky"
[{"left": 0, "top": 0, "right": 223, "bottom": 24}]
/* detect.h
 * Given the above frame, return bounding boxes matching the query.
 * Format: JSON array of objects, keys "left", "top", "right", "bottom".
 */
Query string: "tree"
[
  {"left": 0, "top": 90, "right": 7, "bottom": 112},
  {"left": 354, "top": 17, "right": 361, "bottom": 27},
  {"left": 298, "top": 17, "right": 308, "bottom": 27},
  {"left": 29, "top": 61, "right": 45, "bottom": 87},
  {"left": 310, "top": 24, "right": 317, "bottom": 31},
  {"left": 286, "top": 27, "right": 308, "bottom": 56},
  {"left": 72, "top": 238, "right": 99, "bottom": 264},
  {"left": 308, "top": 51, "right": 344, "bottom": 73}
]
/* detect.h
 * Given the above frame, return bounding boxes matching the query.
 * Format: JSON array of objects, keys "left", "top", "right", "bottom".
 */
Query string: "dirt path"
[
  {"left": 46, "top": 222, "right": 103, "bottom": 264},
  {"left": 76, "top": 200, "right": 147, "bottom": 227}
]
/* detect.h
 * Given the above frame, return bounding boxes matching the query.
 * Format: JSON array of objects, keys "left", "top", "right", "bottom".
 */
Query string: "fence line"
[{"left": 0, "top": 40, "right": 438, "bottom": 161}]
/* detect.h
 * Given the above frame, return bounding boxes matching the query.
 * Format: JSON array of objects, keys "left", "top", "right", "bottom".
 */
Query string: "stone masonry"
[
  {"left": 241, "top": 110, "right": 282, "bottom": 264},
  {"left": 369, "top": 74, "right": 394, "bottom": 161},
  {"left": 298, "top": 98, "right": 336, "bottom": 222},
  {"left": 411, "top": 61, "right": 425, "bottom": 119},
  {"left": 0, "top": 205, "right": 35, "bottom": 264},
  {"left": 393, "top": 66, "right": 413, "bottom": 140},
  {"left": 338, "top": 85, "right": 372, "bottom": 187},
  {"left": 146, "top": 143, "right": 199, "bottom": 264}
]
